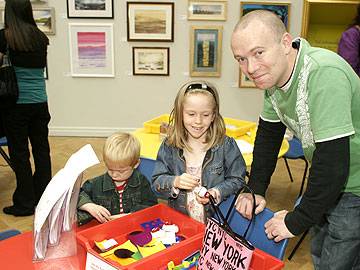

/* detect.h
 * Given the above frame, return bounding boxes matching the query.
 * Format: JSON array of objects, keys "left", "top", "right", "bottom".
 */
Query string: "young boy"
[{"left": 77, "top": 132, "right": 158, "bottom": 225}]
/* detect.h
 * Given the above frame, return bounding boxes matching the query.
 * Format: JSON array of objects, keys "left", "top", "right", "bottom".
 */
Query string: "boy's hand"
[
  {"left": 173, "top": 173, "right": 200, "bottom": 190},
  {"left": 109, "top": 213, "right": 129, "bottom": 220},
  {"left": 80, "top": 203, "right": 111, "bottom": 223}
]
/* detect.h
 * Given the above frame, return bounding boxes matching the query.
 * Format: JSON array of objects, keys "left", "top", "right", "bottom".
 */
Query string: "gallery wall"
[{"left": 41, "top": 0, "right": 304, "bottom": 136}]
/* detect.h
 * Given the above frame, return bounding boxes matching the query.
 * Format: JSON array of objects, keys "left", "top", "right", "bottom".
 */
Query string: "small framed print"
[
  {"left": 190, "top": 25, "right": 222, "bottom": 77},
  {"left": 133, "top": 47, "right": 169, "bottom": 76},
  {"left": 33, "top": 7, "right": 55, "bottom": 35},
  {"left": 68, "top": 23, "right": 115, "bottom": 77},
  {"left": 127, "top": 2, "right": 174, "bottom": 42},
  {"left": 239, "top": 72, "right": 257, "bottom": 88},
  {"left": 188, "top": 0, "right": 227, "bottom": 21},
  {"left": 67, "top": 0, "right": 114, "bottom": 19},
  {"left": 240, "top": 2, "right": 291, "bottom": 29}
]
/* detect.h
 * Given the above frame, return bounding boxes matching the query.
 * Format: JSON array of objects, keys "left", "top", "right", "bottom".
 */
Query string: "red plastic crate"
[
  {"left": 128, "top": 233, "right": 284, "bottom": 270},
  {"left": 76, "top": 203, "right": 205, "bottom": 269}
]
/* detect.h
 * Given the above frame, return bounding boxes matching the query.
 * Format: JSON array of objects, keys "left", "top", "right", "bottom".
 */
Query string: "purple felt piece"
[{"left": 127, "top": 231, "right": 152, "bottom": 247}]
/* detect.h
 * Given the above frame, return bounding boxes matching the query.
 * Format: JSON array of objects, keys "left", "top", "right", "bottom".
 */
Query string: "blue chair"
[
  {"left": 0, "top": 137, "right": 13, "bottom": 170},
  {"left": 0, "top": 229, "right": 21, "bottom": 241},
  {"left": 287, "top": 196, "right": 309, "bottom": 261},
  {"left": 283, "top": 137, "right": 308, "bottom": 198},
  {"left": 217, "top": 195, "right": 289, "bottom": 260},
  {"left": 138, "top": 157, "right": 156, "bottom": 183}
]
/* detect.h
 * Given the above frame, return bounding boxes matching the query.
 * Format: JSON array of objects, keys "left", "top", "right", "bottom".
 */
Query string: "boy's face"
[{"left": 107, "top": 162, "right": 135, "bottom": 182}]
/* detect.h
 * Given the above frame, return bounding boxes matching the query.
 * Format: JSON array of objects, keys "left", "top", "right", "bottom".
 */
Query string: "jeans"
[
  {"left": 2, "top": 102, "right": 51, "bottom": 210},
  {"left": 311, "top": 192, "right": 360, "bottom": 270}
]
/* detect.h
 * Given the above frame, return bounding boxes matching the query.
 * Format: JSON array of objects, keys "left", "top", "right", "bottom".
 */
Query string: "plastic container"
[
  {"left": 76, "top": 204, "right": 205, "bottom": 269},
  {"left": 143, "top": 114, "right": 256, "bottom": 138},
  {"left": 128, "top": 234, "right": 284, "bottom": 270}
]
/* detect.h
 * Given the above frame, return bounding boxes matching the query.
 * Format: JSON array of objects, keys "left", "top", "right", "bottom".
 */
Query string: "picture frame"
[
  {"left": 127, "top": 2, "right": 174, "bottom": 42},
  {"left": 238, "top": 2, "right": 291, "bottom": 88},
  {"left": 190, "top": 25, "right": 222, "bottom": 77},
  {"left": 68, "top": 23, "right": 115, "bottom": 77},
  {"left": 132, "top": 47, "right": 169, "bottom": 76},
  {"left": 67, "top": 0, "right": 114, "bottom": 19},
  {"left": 33, "top": 7, "right": 56, "bottom": 35},
  {"left": 188, "top": 0, "right": 227, "bottom": 21},
  {"left": 0, "top": 7, "right": 55, "bottom": 35}
]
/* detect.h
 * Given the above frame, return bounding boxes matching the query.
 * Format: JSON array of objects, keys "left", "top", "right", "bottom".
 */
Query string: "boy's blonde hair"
[
  {"left": 103, "top": 132, "right": 140, "bottom": 167},
  {"left": 167, "top": 80, "right": 226, "bottom": 152}
]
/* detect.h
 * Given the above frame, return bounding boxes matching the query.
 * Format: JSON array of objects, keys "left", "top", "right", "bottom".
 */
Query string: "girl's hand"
[
  {"left": 80, "top": 203, "right": 111, "bottom": 223},
  {"left": 173, "top": 173, "right": 200, "bottom": 190},
  {"left": 196, "top": 189, "right": 217, "bottom": 205}
]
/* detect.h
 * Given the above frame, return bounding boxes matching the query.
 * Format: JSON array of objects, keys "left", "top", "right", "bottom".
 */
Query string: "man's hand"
[
  {"left": 80, "top": 203, "right": 111, "bottom": 223},
  {"left": 235, "top": 193, "right": 266, "bottom": 219},
  {"left": 265, "top": 210, "right": 295, "bottom": 242}
]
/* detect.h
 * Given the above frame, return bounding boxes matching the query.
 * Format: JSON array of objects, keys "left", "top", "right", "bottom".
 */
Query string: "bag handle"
[{"left": 209, "top": 180, "right": 256, "bottom": 238}]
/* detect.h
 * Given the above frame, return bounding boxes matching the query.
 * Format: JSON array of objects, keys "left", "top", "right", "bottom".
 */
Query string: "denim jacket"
[
  {"left": 151, "top": 136, "right": 246, "bottom": 217},
  {"left": 77, "top": 169, "right": 158, "bottom": 225}
]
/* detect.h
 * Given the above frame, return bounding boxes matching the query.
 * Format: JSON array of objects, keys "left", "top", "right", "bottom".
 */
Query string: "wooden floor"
[{"left": 0, "top": 136, "right": 313, "bottom": 269}]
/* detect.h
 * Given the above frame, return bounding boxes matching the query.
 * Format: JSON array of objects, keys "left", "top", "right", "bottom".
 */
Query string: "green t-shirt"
[{"left": 261, "top": 38, "right": 360, "bottom": 196}]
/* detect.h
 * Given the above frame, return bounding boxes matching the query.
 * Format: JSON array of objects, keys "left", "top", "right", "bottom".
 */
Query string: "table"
[
  {"left": 0, "top": 221, "right": 99, "bottom": 270},
  {"left": 133, "top": 126, "right": 289, "bottom": 167}
]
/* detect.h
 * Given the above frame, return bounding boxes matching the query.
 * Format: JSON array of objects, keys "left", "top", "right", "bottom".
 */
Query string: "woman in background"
[
  {"left": 338, "top": 4, "right": 360, "bottom": 76},
  {"left": 0, "top": 0, "right": 51, "bottom": 216}
]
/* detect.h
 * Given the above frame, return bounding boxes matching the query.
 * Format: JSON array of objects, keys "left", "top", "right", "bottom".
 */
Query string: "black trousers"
[{"left": 2, "top": 102, "right": 51, "bottom": 210}]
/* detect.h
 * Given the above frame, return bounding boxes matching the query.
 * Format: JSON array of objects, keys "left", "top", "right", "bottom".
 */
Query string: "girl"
[
  {"left": 1, "top": 0, "right": 50, "bottom": 216},
  {"left": 152, "top": 81, "right": 246, "bottom": 223}
]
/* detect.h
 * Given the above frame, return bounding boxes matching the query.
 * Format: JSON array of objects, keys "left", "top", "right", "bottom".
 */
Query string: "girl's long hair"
[
  {"left": 4, "top": 0, "right": 49, "bottom": 51},
  {"left": 167, "top": 81, "right": 226, "bottom": 152}
]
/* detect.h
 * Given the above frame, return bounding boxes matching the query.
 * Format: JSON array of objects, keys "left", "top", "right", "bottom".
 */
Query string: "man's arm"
[
  {"left": 248, "top": 117, "right": 287, "bottom": 196},
  {"left": 285, "top": 136, "right": 350, "bottom": 235}
]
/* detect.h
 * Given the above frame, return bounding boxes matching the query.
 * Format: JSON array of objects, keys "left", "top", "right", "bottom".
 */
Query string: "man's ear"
[
  {"left": 134, "top": 159, "right": 141, "bottom": 169},
  {"left": 281, "top": 32, "right": 293, "bottom": 54}
]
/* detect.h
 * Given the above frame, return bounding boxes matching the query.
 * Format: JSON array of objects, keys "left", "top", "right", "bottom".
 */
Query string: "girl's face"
[{"left": 182, "top": 93, "right": 215, "bottom": 141}]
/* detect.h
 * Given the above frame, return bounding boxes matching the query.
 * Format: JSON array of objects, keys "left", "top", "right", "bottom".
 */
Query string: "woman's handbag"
[
  {"left": 198, "top": 183, "right": 256, "bottom": 270},
  {"left": 0, "top": 46, "right": 18, "bottom": 108}
]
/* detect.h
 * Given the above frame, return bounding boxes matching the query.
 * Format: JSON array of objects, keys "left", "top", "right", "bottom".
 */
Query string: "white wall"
[{"left": 45, "top": 0, "right": 303, "bottom": 137}]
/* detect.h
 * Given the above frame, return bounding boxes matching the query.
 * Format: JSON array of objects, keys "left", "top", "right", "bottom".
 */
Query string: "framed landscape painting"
[
  {"left": 127, "top": 2, "right": 174, "bottom": 42},
  {"left": 67, "top": 0, "right": 114, "bottom": 18},
  {"left": 133, "top": 47, "right": 169, "bottom": 76},
  {"left": 33, "top": 7, "right": 55, "bottom": 35},
  {"left": 68, "top": 23, "right": 114, "bottom": 77},
  {"left": 238, "top": 2, "right": 291, "bottom": 88},
  {"left": 190, "top": 25, "right": 222, "bottom": 77},
  {"left": 188, "top": 0, "right": 227, "bottom": 21}
]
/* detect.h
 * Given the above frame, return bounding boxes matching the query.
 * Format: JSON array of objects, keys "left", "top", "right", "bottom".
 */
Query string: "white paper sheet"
[{"left": 33, "top": 144, "right": 100, "bottom": 260}]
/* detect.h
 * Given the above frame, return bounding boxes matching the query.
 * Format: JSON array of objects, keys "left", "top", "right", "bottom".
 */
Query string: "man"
[{"left": 231, "top": 10, "right": 360, "bottom": 270}]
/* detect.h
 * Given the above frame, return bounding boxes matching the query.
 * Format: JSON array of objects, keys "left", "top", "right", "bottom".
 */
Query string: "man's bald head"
[{"left": 233, "top": 10, "right": 287, "bottom": 42}]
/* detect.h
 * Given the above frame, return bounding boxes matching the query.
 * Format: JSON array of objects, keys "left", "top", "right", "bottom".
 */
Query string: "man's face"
[{"left": 231, "top": 21, "right": 290, "bottom": 89}]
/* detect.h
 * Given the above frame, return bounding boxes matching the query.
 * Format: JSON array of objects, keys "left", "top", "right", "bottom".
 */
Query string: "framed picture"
[
  {"left": 132, "top": 47, "right": 169, "bottom": 76},
  {"left": 190, "top": 25, "right": 222, "bottom": 77},
  {"left": 240, "top": 2, "right": 290, "bottom": 29},
  {"left": 238, "top": 2, "right": 291, "bottom": 88},
  {"left": 0, "top": 7, "right": 55, "bottom": 35},
  {"left": 127, "top": 2, "right": 174, "bottom": 42},
  {"left": 67, "top": 0, "right": 114, "bottom": 19},
  {"left": 33, "top": 7, "right": 55, "bottom": 35},
  {"left": 188, "top": 0, "right": 227, "bottom": 21},
  {"left": 68, "top": 23, "right": 114, "bottom": 77}
]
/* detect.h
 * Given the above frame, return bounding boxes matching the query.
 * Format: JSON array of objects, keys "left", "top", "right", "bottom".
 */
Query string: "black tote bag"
[{"left": 0, "top": 47, "right": 18, "bottom": 108}]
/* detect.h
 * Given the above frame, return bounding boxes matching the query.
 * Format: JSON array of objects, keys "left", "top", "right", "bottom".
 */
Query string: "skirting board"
[{"left": 49, "top": 127, "right": 136, "bottom": 137}]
